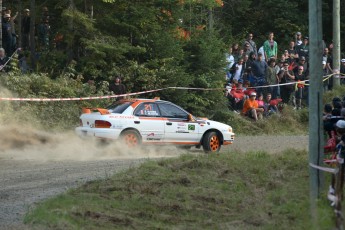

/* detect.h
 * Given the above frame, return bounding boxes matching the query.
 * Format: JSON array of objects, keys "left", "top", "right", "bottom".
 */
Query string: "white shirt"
[
  {"left": 258, "top": 46, "right": 266, "bottom": 62},
  {"left": 233, "top": 64, "right": 243, "bottom": 81},
  {"left": 226, "top": 53, "right": 235, "bottom": 70}
]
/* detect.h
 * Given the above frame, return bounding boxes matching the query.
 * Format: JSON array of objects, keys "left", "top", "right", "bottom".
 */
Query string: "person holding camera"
[{"left": 280, "top": 62, "right": 296, "bottom": 106}]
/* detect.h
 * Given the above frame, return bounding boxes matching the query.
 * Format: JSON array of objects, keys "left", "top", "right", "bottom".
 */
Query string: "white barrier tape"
[
  {"left": 0, "top": 86, "right": 222, "bottom": 102},
  {"left": 309, "top": 163, "right": 339, "bottom": 174},
  {"left": 0, "top": 72, "right": 341, "bottom": 102}
]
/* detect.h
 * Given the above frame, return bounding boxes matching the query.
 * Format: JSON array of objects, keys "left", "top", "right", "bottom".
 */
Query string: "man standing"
[
  {"left": 109, "top": 77, "right": 126, "bottom": 101},
  {"left": 263, "top": 32, "right": 278, "bottom": 61},
  {"left": 296, "top": 37, "right": 309, "bottom": 61},
  {"left": 21, "top": 9, "right": 30, "bottom": 50},
  {"left": 251, "top": 53, "right": 268, "bottom": 95},
  {"left": 295, "top": 32, "right": 303, "bottom": 46},
  {"left": 243, "top": 33, "right": 257, "bottom": 56},
  {"left": 2, "top": 14, "right": 13, "bottom": 55}
]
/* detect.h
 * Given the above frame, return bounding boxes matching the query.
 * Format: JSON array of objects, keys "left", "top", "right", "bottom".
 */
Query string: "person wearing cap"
[
  {"left": 21, "top": 9, "right": 30, "bottom": 50},
  {"left": 296, "top": 37, "right": 309, "bottom": 61},
  {"left": 2, "top": 13, "right": 13, "bottom": 55},
  {"left": 295, "top": 32, "right": 303, "bottom": 46},
  {"left": 242, "top": 92, "right": 264, "bottom": 121},
  {"left": 251, "top": 52, "right": 268, "bottom": 96},
  {"left": 109, "top": 76, "right": 126, "bottom": 101},
  {"left": 280, "top": 61, "right": 296, "bottom": 105}
]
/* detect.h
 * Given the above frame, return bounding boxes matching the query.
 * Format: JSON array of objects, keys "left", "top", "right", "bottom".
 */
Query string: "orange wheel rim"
[
  {"left": 210, "top": 135, "right": 219, "bottom": 151},
  {"left": 124, "top": 134, "right": 138, "bottom": 147}
]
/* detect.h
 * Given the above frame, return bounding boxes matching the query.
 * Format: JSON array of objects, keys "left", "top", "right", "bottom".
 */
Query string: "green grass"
[{"left": 24, "top": 150, "right": 335, "bottom": 229}]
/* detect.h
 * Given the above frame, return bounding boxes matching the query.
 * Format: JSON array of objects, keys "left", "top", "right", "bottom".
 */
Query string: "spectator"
[
  {"left": 243, "top": 33, "right": 257, "bottom": 56},
  {"left": 247, "top": 51, "right": 256, "bottom": 68},
  {"left": 323, "top": 47, "right": 333, "bottom": 91},
  {"left": 258, "top": 45, "right": 265, "bottom": 62},
  {"left": 21, "top": 9, "right": 30, "bottom": 50},
  {"left": 296, "top": 37, "right": 309, "bottom": 61},
  {"left": 280, "top": 61, "right": 296, "bottom": 106},
  {"left": 266, "top": 58, "right": 278, "bottom": 98},
  {"left": 264, "top": 92, "right": 279, "bottom": 116},
  {"left": 323, "top": 103, "right": 334, "bottom": 133},
  {"left": 242, "top": 54, "right": 250, "bottom": 72},
  {"left": 243, "top": 43, "right": 251, "bottom": 56},
  {"left": 294, "top": 66, "right": 307, "bottom": 109},
  {"left": 242, "top": 92, "right": 264, "bottom": 121},
  {"left": 109, "top": 77, "right": 126, "bottom": 101},
  {"left": 287, "top": 40, "right": 298, "bottom": 61},
  {"left": 225, "top": 46, "right": 235, "bottom": 82},
  {"left": 251, "top": 52, "right": 268, "bottom": 95},
  {"left": 5, "top": 9, "right": 18, "bottom": 52},
  {"left": 2, "top": 14, "right": 13, "bottom": 55},
  {"left": 340, "top": 59, "right": 345, "bottom": 85},
  {"left": 293, "top": 56, "right": 308, "bottom": 76},
  {"left": 232, "top": 43, "right": 240, "bottom": 62},
  {"left": 38, "top": 19, "right": 50, "bottom": 50},
  {"left": 0, "top": 48, "right": 10, "bottom": 72},
  {"left": 263, "top": 32, "right": 278, "bottom": 61},
  {"left": 295, "top": 32, "right": 303, "bottom": 46},
  {"left": 230, "top": 57, "right": 244, "bottom": 82},
  {"left": 41, "top": 6, "right": 49, "bottom": 22},
  {"left": 256, "top": 93, "right": 265, "bottom": 109}
]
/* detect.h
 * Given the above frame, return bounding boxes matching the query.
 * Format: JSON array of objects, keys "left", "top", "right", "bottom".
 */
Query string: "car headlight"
[{"left": 228, "top": 127, "right": 233, "bottom": 133}]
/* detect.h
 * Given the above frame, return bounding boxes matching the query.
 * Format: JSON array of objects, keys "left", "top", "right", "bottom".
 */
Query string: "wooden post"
[
  {"left": 332, "top": 0, "right": 341, "bottom": 87},
  {"left": 308, "top": 0, "right": 324, "bottom": 227}
]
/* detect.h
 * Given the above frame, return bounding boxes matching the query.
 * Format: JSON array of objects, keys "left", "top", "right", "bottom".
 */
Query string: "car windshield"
[{"left": 107, "top": 101, "right": 133, "bottom": 113}]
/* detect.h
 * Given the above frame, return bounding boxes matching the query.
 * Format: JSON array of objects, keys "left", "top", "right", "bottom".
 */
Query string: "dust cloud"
[
  {"left": 0, "top": 87, "right": 186, "bottom": 162},
  {"left": 0, "top": 125, "right": 184, "bottom": 162}
]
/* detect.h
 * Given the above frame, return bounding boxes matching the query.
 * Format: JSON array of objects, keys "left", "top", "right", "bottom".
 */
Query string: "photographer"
[{"left": 280, "top": 62, "right": 296, "bottom": 106}]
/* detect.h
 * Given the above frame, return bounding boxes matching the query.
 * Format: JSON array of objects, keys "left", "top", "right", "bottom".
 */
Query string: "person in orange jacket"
[{"left": 242, "top": 92, "right": 264, "bottom": 121}]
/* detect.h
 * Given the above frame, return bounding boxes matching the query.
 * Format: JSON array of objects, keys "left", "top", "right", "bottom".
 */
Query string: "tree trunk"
[
  {"left": 30, "top": 0, "right": 36, "bottom": 69},
  {"left": 18, "top": 0, "right": 22, "bottom": 48}
]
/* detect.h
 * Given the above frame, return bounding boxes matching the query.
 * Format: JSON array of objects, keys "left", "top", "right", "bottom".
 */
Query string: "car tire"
[
  {"left": 120, "top": 130, "right": 141, "bottom": 148},
  {"left": 202, "top": 131, "right": 221, "bottom": 152}
]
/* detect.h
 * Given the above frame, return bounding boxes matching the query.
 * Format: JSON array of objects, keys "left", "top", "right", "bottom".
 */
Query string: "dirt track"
[{"left": 0, "top": 131, "right": 308, "bottom": 230}]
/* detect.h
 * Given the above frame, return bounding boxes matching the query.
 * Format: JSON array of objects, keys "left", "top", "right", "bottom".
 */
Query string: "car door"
[
  {"left": 133, "top": 102, "right": 165, "bottom": 143},
  {"left": 157, "top": 102, "right": 200, "bottom": 143}
]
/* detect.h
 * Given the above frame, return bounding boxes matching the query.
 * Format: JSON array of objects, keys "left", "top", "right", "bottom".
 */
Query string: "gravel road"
[{"left": 0, "top": 129, "right": 308, "bottom": 230}]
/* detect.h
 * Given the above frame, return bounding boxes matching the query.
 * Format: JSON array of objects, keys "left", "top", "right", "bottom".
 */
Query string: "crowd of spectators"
[
  {"left": 225, "top": 31, "right": 342, "bottom": 121},
  {"left": 0, "top": 6, "right": 51, "bottom": 73}
]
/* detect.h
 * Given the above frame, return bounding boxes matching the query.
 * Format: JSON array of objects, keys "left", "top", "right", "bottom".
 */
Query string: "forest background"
[{"left": 0, "top": 0, "right": 344, "bottom": 129}]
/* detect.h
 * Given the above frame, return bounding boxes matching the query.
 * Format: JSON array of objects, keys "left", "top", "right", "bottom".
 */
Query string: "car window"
[
  {"left": 134, "top": 103, "right": 161, "bottom": 117},
  {"left": 158, "top": 103, "right": 188, "bottom": 119},
  {"left": 107, "top": 102, "right": 133, "bottom": 113}
]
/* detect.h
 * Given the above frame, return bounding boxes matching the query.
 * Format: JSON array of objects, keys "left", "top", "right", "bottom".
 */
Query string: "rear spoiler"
[{"left": 82, "top": 108, "right": 110, "bottom": 115}]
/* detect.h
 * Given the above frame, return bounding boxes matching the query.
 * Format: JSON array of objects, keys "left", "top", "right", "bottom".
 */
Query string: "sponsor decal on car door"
[{"left": 133, "top": 103, "right": 164, "bottom": 142}]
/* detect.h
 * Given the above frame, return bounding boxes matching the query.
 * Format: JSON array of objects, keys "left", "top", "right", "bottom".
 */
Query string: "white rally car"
[{"left": 75, "top": 98, "right": 235, "bottom": 152}]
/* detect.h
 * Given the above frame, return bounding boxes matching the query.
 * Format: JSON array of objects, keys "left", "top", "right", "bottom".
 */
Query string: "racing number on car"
[{"left": 144, "top": 104, "right": 152, "bottom": 111}]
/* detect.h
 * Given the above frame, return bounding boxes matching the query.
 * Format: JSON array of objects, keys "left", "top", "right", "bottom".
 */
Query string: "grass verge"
[{"left": 25, "top": 150, "right": 334, "bottom": 229}]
